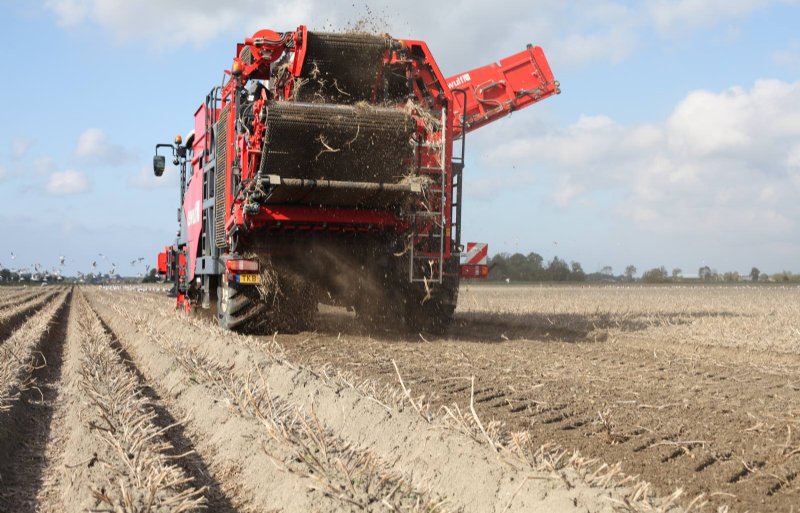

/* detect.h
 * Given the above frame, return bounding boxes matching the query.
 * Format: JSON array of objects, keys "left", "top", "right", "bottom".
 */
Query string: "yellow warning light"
[
  {"left": 231, "top": 59, "right": 244, "bottom": 76},
  {"left": 174, "top": 135, "right": 183, "bottom": 145}
]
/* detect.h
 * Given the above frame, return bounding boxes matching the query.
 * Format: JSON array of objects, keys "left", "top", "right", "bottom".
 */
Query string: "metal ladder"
[
  {"left": 409, "top": 109, "right": 447, "bottom": 284},
  {"left": 450, "top": 89, "right": 468, "bottom": 255}
]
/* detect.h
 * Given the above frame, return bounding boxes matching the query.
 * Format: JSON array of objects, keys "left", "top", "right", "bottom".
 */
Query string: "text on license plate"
[{"left": 237, "top": 273, "right": 260, "bottom": 284}]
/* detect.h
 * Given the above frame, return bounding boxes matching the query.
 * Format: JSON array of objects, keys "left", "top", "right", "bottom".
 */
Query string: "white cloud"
[
  {"left": 465, "top": 170, "right": 536, "bottom": 201},
  {"left": 32, "top": 156, "right": 57, "bottom": 176},
  {"left": 41, "top": 1, "right": 613, "bottom": 67},
  {"left": 554, "top": 30, "right": 637, "bottom": 67},
  {"left": 0, "top": 165, "right": 7, "bottom": 182},
  {"left": 11, "top": 137, "right": 34, "bottom": 159},
  {"left": 553, "top": 181, "right": 586, "bottom": 207},
  {"left": 128, "top": 165, "right": 178, "bottom": 190},
  {"left": 45, "top": 170, "right": 90, "bottom": 195},
  {"left": 74, "top": 128, "right": 134, "bottom": 166},
  {"left": 45, "top": 0, "right": 90, "bottom": 26},
  {"left": 668, "top": 80, "right": 800, "bottom": 159},
  {"left": 788, "top": 145, "right": 800, "bottom": 169},
  {"left": 666, "top": 88, "right": 752, "bottom": 157},
  {"left": 43, "top": 0, "right": 794, "bottom": 69},
  {"left": 45, "top": 0, "right": 314, "bottom": 47},
  {"left": 74, "top": 128, "right": 106, "bottom": 158},
  {"left": 483, "top": 79, "right": 800, "bottom": 243},
  {"left": 772, "top": 40, "right": 800, "bottom": 70},
  {"left": 646, "top": 0, "right": 788, "bottom": 33}
]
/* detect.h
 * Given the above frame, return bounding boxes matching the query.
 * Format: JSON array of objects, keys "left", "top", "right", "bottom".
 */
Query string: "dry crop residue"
[
  {"left": 0, "top": 288, "right": 70, "bottom": 511},
  {"left": 268, "top": 284, "right": 800, "bottom": 513},
  {"left": 4, "top": 284, "right": 798, "bottom": 513},
  {"left": 86, "top": 287, "right": 662, "bottom": 513}
]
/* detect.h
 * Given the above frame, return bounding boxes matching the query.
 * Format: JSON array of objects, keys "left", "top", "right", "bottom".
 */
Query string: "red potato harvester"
[{"left": 154, "top": 27, "right": 559, "bottom": 332}]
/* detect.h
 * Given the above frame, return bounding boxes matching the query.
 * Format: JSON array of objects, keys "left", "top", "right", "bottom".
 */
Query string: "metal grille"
[
  {"left": 260, "top": 102, "right": 414, "bottom": 184},
  {"left": 297, "top": 32, "right": 391, "bottom": 103},
  {"left": 214, "top": 104, "right": 229, "bottom": 249},
  {"left": 240, "top": 46, "right": 253, "bottom": 65}
]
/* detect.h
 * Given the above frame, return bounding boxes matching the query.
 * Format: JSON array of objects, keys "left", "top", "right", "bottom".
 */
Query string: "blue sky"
[{"left": 1, "top": 0, "right": 800, "bottom": 277}]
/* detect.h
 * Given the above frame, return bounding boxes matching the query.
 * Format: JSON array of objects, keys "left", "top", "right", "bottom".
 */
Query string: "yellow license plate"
[{"left": 237, "top": 274, "right": 260, "bottom": 284}]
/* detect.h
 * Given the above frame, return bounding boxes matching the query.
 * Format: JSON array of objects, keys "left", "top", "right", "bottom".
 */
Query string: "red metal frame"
[
  {"left": 447, "top": 45, "right": 559, "bottom": 135},
  {"left": 208, "top": 30, "right": 463, "bottom": 261},
  {"left": 173, "top": 26, "right": 557, "bottom": 285},
  {"left": 244, "top": 205, "right": 406, "bottom": 230}
]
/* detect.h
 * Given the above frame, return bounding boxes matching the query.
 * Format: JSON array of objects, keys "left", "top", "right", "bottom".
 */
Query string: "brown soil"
[
  {"left": 3, "top": 284, "right": 797, "bottom": 513},
  {"left": 0, "top": 291, "right": 70, "bottom": 512},
  {"left": 86, "top": 289, "right": 637, "bottom": 513},
  {"left": 0, "top": 290, "right": 58, "bottom": 340},
  {"left": 267, "top": 288, "right": 800, "bottom": 513}
]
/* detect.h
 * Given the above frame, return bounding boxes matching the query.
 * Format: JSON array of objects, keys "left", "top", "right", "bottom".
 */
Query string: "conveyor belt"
[
  {"left": 297, "top": 31, "right": 392, "bottom": 103},
  {"left": 261, "top": 101, "right": 414, "bottom": 185}
]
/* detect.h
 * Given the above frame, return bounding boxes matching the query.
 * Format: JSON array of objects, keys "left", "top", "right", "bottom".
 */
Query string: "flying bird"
[{"left": 59, "top": 255, "right": 65, "bottom": 265}]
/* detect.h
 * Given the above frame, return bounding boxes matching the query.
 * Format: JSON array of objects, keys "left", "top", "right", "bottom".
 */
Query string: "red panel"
[
  {"left": 246, "top": 205, "right": 404, "bottom": 229},
  {"left": 183, "top": 167, "right": 204, "bottom": 281},
  {"left": 447, "top": 46, "right": 559, "bottom": 135},
  {"left": 291, "top": 25, "right": 308, "bottom": 76},
  {"left": 157, "top": 252, "right": 168, "bottom": 275},
  {"left": 460, "top": 264, "right": 489, "bottom": 278},
  {"left": 193, "top": 103, "right": 207, "bottom": 150}
]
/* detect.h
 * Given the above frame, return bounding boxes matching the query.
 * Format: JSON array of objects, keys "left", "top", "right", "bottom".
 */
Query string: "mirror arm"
[{"left": 155, "top": 143, "right": 176, "bottom": 156}]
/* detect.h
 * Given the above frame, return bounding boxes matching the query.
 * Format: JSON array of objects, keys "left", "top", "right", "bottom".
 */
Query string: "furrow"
[
  {"left": 90, "top": 291, "right": 451, "bottom": 513},
  {"left": 0, "top": 290, "right": 70, "bottom": 512},
  {"left": 88, "top": 288, "right": 666, "bottom": 513},
  {"left": 0, "top": 291, "right": 68, "bottom": 414},
  {"left": 40, "top": 291, "right": 206, "bottom": 512},
  {"left": 0, "top": 291, "right": 58, "bottom": 341}
]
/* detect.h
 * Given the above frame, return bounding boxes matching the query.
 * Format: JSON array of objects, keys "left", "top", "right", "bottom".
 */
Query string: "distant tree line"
[
  {"left": 482, "top": 254, "right": 798, "bottom": 284},
  {"left": 641, "top": 265, "right": 778, "bottom": 283},
  {"left": 487, "top": 253, "right": 586, "bottom": 282}
]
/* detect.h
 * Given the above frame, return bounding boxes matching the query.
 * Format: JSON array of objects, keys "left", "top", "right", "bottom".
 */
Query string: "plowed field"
[{"left": 1, "top": 284, "right": 798, "bottom": 513}]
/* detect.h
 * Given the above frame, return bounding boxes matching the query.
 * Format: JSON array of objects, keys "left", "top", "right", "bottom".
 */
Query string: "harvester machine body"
[{"left": 154, "top": 26, "right": 558, "bottom": 332}]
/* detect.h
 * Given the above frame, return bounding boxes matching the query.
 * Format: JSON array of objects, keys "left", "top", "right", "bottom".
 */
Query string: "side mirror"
[{"left": 153, "top": 155, "right": 166, "bottom": 177}]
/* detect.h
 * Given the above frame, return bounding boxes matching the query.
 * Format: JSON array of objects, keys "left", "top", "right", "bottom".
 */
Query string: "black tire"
[
  {"left": 217, "top": 273, "right": 265, "bottom": 331},
  {"left": 404, "top": 293, "right": 455, "bottom": 335},
  {"left": 403, "top": 256, "right": 459, "bottom": 336}
]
